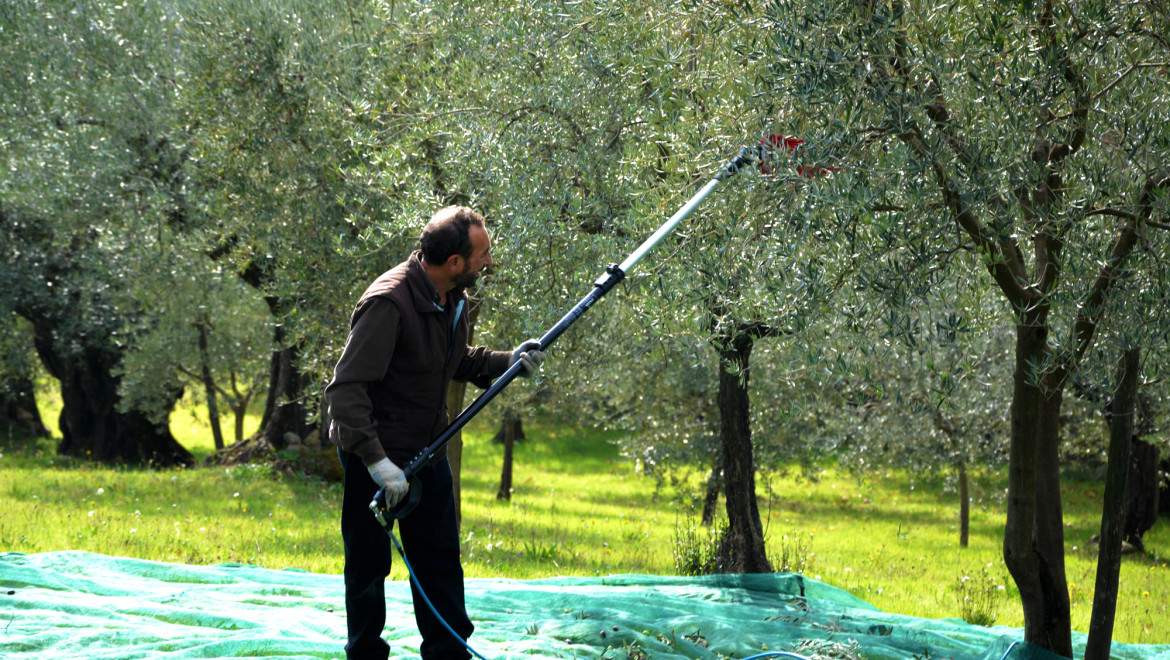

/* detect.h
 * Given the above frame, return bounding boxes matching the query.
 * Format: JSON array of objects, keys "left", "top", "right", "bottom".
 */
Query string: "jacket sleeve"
[
  {"left": 325, "top": 298, "right": 399, "bottom": 467},
  {"left": 453, "top": 345, "right": 512, "bottom": 390}
]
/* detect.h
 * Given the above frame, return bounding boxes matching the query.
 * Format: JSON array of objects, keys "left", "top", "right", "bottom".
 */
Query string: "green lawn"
[{"left": 2, "top": 399, "right": 1167, "bottom": 646}]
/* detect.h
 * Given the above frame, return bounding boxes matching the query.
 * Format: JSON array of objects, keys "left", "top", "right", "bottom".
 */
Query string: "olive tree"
[
  {"left": 763, "top": 0, "right": 1170, "bottom": 653},
  {"left": 0, "top": 1, "right": 194, "bottom": 465},
  {"left": 822, "top": 285, "right": 1014, "bottom": 546},
  {"left": 175, "top": 0, "right": 419, "bottom": 459},
  {"left": 116, "top": 252, "right": 272, "bottom": 449}
]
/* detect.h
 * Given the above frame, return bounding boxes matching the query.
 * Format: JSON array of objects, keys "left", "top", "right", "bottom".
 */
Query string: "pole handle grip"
[{"left": 369, "top": 474, "right": 424, "bottom": 523}]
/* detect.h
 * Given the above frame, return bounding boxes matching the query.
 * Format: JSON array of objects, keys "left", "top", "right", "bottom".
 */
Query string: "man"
[{"left": 326, "top": 205, "right": 545, "bottom": 660}]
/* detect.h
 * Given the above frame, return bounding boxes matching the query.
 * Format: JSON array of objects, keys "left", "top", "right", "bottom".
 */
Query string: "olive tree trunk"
[
  {"left": 446, "top": 379, "right": 469, "bottom": 525},
  {"left": 496, "top": 408, "right": 518, "bottom": 501},
  {"left": 958, "top": 460, "right": 969, "bottom": 548},
  {"left": 0, "top": 376, "right": 48, "bottom": 438},
  {"left": 1124, "top": 437, "right": 1160, "bottom": 553},
  {"left": 708, "top": 333, "right": 772, "bottom": 574},
  {"left": 195, "top": 316, "right": 226, "bottom": 451},
  {"left": 1085, "top": 348, "right": 1140, "bottom": 660},
  {"left": 702, "top": 457, "right": 723, "bottom": 527},
  {"left": 1002, "top": 323, "right": 1071, "bottom": 657},
  {"left": 31, "top": 320, "right": 193, "bottom": 467}
]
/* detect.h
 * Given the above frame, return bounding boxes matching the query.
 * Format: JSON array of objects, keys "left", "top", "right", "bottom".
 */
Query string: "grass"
[{"left": 2, "top": 393, "right": 1168, "bottom": 646}]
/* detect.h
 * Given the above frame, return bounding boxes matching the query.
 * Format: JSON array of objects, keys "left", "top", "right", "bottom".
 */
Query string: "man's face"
[{"left": 452, "top": 224, "right": 493, "bottom": 289}]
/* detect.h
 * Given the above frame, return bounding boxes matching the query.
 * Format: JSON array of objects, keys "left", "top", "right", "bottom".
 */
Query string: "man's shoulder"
[
  {"left": 356, "top": 255, "right": 433, "bottom": 312},
  {"left": 362, "top": 253, "right": 422, "bottom": 295},
  {"left": 363, "top": 263, "right": 409, "bottom": 297}
]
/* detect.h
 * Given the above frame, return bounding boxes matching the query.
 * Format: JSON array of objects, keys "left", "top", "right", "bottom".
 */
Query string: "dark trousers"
[{"left": 339, "top": 450, "right": 473, "bottom": 660}]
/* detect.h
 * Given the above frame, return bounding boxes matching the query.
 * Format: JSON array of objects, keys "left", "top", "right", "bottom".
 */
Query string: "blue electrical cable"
[
  {"left": 388, "top": 530, "right": 489, "bottom": 660},
  {"left": 998, "top": 641, "right": 1021, "bottom": 660}
]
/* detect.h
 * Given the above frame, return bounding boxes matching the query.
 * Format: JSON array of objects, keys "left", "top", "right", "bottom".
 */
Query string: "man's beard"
[{"left": 452, "top": 263, "right": 481, "bottom": 290}]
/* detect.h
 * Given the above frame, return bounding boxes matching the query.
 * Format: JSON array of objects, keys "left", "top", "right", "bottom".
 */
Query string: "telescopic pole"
[{"left": 372, "top": 147, "right": 756, "bottom": 523}]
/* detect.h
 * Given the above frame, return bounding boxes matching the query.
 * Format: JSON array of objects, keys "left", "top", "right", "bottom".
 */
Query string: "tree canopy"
[
  {"left": 762, "top": 0, "right": 1169, "bottom": 652},
  {"left": 3, "top": 1, "right": 1168, "bottom": 650}
]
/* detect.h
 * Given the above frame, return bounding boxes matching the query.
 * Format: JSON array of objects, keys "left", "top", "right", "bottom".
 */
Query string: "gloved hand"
[
  {"left": 367, "top": 457, "right": 410, "bottom": 507},
  {"left": 510, "top": 339, "right": 546, "bottom": 377}
]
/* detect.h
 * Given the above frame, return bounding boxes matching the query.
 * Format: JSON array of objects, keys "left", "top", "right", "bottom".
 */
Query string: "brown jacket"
[{"left": 325, "top": 252, "right": 510, "bottom": 467}]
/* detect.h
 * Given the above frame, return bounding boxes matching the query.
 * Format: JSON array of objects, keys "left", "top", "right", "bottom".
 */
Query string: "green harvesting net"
[{"left": 1, "top": 551, "right": 1167, "bottom": 660}]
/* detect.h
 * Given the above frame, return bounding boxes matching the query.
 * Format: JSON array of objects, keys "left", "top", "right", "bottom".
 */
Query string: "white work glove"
[
  {"left": 510, "top": 339, "right": 546, "bottom": 377},
  {"left": 367, "top": 457, "right": 410, "bottom": 507}
]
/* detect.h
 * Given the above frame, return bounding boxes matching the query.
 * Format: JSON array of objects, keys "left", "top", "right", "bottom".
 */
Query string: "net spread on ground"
[{"left": 2, "top": 552, "right": 1166, "bottom": 660}]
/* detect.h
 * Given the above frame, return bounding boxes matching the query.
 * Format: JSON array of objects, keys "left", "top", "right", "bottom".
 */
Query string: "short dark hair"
[{"left": 419, "top": 206, "right": 486, "bottom": 265}]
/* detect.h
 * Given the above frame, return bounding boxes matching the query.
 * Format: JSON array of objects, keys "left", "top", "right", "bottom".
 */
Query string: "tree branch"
[
  {"left": 1087, "top": 62, "right": 1169, "bottom": 108},
  {"left": 1087, "top": 207, "right": 1170, "bottom": 231},
  {"left": 1068, "top": 224, "right": 1139, "bottom": 367},
  {"left": 177, "top": 364, "right": 237, "bottom": 401},
  {"left": 870, "top": 0, "right": 1029, "bottom": 294},
  {"left": 52, "top": 116, "right": 110, "bottom": 131},
  {"left": 1087, "top": 207, "right": 1136, "bottom": 221},
  {"left": 892, "top": 125, "right": 1030, "bottom": 308},
  {"left": 1069, "top": 174, "right": 1170, "bottom": 366},
  {"left": 1037, "top": 0, "right": 1090, "bottom": 164}
]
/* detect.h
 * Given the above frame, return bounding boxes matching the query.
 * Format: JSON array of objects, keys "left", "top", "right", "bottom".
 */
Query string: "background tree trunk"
[
  {"left": 205, "top": 259, "right": 315, "bottom": 468},
  {"left": 491, "top": 417, "right": 525, "bottom": 444},
  {"left": 709, "top": 334, "right": 772, "bottom": 574},
  {"left": 31, "top": 321, "right": 193, "bottom": 467},
  {"left": 447, "top": 379, "right": 468, "bottom": 525},
  {"left": 228, "top": 371, "right": 254, "bottom": 444},
  {"left": 209, "top": 321, "right": 312, "bottom": 467},
  {"left": 1161, "top": 457, "right": 1170, "bottom": 516},
  {"left": 1034, "top": 390, "right": 1072, "bottom": 655},
  {"left": 5, "top": 211, "right": 191, "bottom": 467},
  {"left": 1124, "top": 437, "right": 1160, "bottom": 553},
  {"left": 257, "top": 331, "right": 310, "bottom": 447},
  {"left": 496, "top": 408, "right": 517, "bottom": 501},
  {"left": 446, "top": 298, "right": 479, "bottom": 526},
  {"left": 1086, "top": 348, "right": 1140, "bottom": 660},
  {"left": 196, "top": 317, "right": 225, "bottom": 451},
  {"left": 702, "top": 458, "right": 722, "bottom": 527},
  {"left": 958, "top": 460, "right": 969, "bottom": 548},
  {"left": 0, "top": 376, "right": 48, "bottom": 438}
]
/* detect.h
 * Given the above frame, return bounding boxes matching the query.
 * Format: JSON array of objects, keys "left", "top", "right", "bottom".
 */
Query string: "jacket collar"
[{"left": 406, "top": 251, "right": 465, "bottom": 313}]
